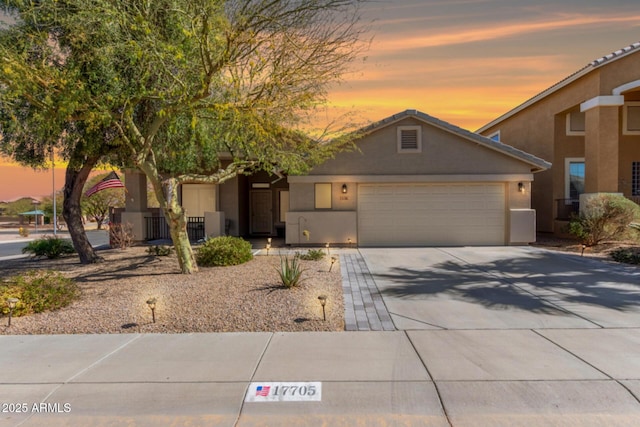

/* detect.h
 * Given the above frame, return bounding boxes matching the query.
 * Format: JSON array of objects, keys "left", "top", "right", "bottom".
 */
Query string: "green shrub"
[
  {"left": 1, "top": 270, "right": 79, "bottom": 316},
  {"left": 568, "top": 194, "right": 640, "bottom": 246},
  {"left": 196, "top": 236, "right": 253, "bottom": 267},
  {"left": 22, "top": 236, "right": 76, "bottom": 259},
  {"left": 298, "top": 249, "right": 325, "bottom": 261},
  {"left": 610, "top": 247, "right": 640, "bottom": 265},
  {"left": 146, "top": 245, "right": 172, "bottom": 256},
  {"left": 277, "top": 255, "right": 305, "bottom": 288}
]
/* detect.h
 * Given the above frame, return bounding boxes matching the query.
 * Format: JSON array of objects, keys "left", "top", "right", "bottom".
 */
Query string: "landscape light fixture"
[
  {"left": 329, "top": 256, "right": 338, "bottom": 272},
  {"left": 317, "top": 295, "right": 327, "bottom": 321},
  {"left": 581, "top": 244, "right": 586, "bottom": 256},
  {"left": 6, "top": 298, "right": 18, "bottom": 327},
  {"left": 146, "top": 298, "right": 157, "bottom": 323},
  {"left": 325, "top": 242, "right": 330, "bottom": 255},
  {"left": 266, "top": 243, "right": 271, "bottom": 255},
  {"left": 518, "top": 182, "right": 525, "bottom": 193},
  {"left": 341, "top": 184, "right": 348, "bottom": 194},
  {"left": 347, "top": 238, "right": 352, "bottom": 247}
]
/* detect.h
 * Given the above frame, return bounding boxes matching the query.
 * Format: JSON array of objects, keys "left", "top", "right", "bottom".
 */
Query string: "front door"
[{"left": 250, "top": 190, "right": 272, "bottom": 234}]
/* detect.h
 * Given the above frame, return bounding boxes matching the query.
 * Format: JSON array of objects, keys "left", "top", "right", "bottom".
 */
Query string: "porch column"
[
  {"left": 121, "top": 169, "right": 149, "bottom": 241},
  {"left": 581, "top": 97, "right": 622, "bottom": 193}
]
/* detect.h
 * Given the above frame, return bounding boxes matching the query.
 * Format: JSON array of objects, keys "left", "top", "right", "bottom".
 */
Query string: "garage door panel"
[{"left": 358, "top": 184, "right": 505, "bottom": 246}]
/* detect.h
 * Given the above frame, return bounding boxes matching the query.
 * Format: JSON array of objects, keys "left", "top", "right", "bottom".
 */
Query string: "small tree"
[{"left": 569, "top": 194, "right": 640, "bottom": 246}]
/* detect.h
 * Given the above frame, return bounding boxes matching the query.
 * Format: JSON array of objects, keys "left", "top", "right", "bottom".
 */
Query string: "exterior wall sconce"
[
  {"left": 518, "top": 182, "right": 525, "bottom": 193},
  {"left": 341, "top": 184, "right": 348, "bottom": 194},
  {"left": 318, "top": 295, "right": 327, "bottom": 321},
  {"left": 146, "top": 298, "right": 157, "bottom": 323},
  {"left": 6, "top": 297, "right": 19, "bottom": 327}
]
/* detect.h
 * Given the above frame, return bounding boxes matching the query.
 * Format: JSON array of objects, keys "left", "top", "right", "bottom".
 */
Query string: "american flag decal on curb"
[
  {"left": 245, "top": 382, "right": 322, "bottom": 402},
  {"left": 255, "top": 386, "right": 271, "bottom": 397}
]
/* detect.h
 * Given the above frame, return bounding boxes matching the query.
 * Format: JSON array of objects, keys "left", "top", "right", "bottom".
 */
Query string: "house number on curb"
[{"left": 245, "top": 382, "right": 322, "bottom": 402}]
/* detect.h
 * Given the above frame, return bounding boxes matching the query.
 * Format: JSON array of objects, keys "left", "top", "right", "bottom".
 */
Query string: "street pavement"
[{"left": 1, "top": 244, "right": 640, "bottom": 426}]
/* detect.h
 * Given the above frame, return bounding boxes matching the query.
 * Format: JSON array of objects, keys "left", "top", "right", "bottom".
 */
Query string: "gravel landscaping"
[{"left": 0, "top": 246, "right": 344, "bottom": 335}]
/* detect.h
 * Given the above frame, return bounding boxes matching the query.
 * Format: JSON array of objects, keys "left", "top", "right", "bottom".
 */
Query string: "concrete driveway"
[{"left": 360, "top": 246, "right": 640, "bottom": 330}]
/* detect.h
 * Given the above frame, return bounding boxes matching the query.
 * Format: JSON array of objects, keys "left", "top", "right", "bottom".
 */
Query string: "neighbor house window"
[
  {"left": 623, "top": 102, "right": 640, "bottom": 135},
  {"left": 565, "top": 158, "right": 585, "bottom": 200},
  {"left": 315, "top": 183, "right": 332, "bottom": 209},
  {"left": 488, "top": 130, "right": 501, "bottom": 142},
  {"left": 633, "top": 162, "right": 640, "bottom": 196},
  {"left": 397, "top": 125, "right": 422, "bottom": 153},
  {"left": 566, "top": 111, "right": 585, "bottom": 136}
]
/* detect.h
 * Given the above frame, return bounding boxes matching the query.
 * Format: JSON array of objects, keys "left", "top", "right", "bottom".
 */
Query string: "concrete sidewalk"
[{"left": 1, "top": 329, "right": 640, "bottom": 426}]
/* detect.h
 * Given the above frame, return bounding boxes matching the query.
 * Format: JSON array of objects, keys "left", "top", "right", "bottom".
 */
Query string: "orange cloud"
[{"left": 375, "top": 13, "right": 640, "bottom": 51}]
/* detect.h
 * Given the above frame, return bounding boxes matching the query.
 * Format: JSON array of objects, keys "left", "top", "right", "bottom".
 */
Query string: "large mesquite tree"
[{"left": 1, "top": 0, "right": 368, "bottom": 273}]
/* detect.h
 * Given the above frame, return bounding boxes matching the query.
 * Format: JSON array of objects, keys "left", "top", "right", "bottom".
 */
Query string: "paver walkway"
[{"left": 340, "top": 251, "right": 395, "bottom": 331}]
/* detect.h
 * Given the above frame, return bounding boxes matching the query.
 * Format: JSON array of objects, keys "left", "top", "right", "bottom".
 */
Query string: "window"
[
  {"left": 565, "top": 158, "right": 585, "bottom": 200},
  {"left": 623, "top": 102, "right": 640, "bottom": 135},
  {"left": 314, "top": 183, "right": 332, "bottom": 209},
  {"left": 633, "top": 162, "right": 640, "bottom": 196},
  {"left": 488, "top": 131, "right": 501, "bottom": 142},
  {"left": 566, "top": 111, "right": 585, "bottom": 136},
  {"left": 397, "top": 125, "right": 422, "bottom": 153}
]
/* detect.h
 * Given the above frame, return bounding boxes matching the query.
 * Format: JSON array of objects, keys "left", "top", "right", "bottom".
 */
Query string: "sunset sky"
[{"left": 2, "top": 0, "right": 640, "bottom": 200}]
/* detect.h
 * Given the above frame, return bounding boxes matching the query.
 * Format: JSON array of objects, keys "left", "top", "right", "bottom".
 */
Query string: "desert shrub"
[
  {"left": 610, "top": 247, "right": 640, "bottom": 265},
  {"left": 146, "top": 245, "right": 172, "bottom": 256},
  {"left": 277, "top": 255, "right": 305, "bottom": 288},
  {"left": 109, "top": 222, "right": 134, "bottom": 249},
  {"left": 1, "top": 270, "right": 79, "bottom": 316},
  {"left": 568, "top": 194, "right": 640, "bottom": 246},
  {"left": 196, "top": 236, "right": 253, "bottom": 267},
  {"left": 298, "top": 249, "right": 325, "bottom": 261},
  {"left": 22, "top": 236, "right": 76, "bottom": 259}
]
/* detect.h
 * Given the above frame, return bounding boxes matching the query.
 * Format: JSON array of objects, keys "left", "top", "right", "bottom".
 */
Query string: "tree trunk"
[
  {"left": 164, "top": 179, "right": 198, "bottom": 274},
  {"left": 63, "top": 156, "right": 103, "bottom": 264}
]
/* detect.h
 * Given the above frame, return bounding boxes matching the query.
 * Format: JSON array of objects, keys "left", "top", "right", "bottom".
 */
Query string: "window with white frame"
[
  {"left": 565, "top": 158, "right": 585, "bottom": 200},
  {"left": 566, "top": 111, "right": 585, "bottom": 136},
  {"left": 488, "top": 130, "right": 501, "bottom": 142},
  {"left": 314, "top": 183, "right": 332, "bottom": 209},
  {"left": 633, "top": 162, "right": 640, "bottom": 196},
  {"left": 623, "top": 102, "right": 640, "bottom": 135},
  {"left": 397, "top": 125, "right": 422, "bottom": 153}
]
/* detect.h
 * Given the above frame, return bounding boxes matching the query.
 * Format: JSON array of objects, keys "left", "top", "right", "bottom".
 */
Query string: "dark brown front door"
[{"left": 250, "top": 190, "right": 272, "bottom": 234}]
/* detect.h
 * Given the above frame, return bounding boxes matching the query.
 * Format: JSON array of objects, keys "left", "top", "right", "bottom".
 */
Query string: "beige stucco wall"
[
  {"left": 312, "top": 117, "right": 533, "bottom": 176},
  {"left": 480, "top": 52, "right": 640, "bottom": 233},
  {"left": 287, "top": 116, "right": 541, "bottom": 245}
]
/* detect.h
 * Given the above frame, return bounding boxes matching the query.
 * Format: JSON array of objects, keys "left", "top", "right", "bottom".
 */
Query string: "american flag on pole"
[
  {"left": 85, "top": 172, "right": 125, "bottom": 197},
  {"left": 255, "top": 386, "right": 270, "bottom": 397}
]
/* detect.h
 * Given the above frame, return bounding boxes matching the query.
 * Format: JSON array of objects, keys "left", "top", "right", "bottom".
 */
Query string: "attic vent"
[{"left": 397, "top": 125, "right": 422, "bottom": 153}]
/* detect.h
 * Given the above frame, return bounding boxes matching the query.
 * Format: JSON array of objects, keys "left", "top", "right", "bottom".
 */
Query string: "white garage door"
[{"left": 358, "top": 184, "right": 505, "bottom": 246}]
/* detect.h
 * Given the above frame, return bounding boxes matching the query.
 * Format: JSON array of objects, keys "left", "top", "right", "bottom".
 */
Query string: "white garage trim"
[{"left": 357, "top": 183, "right": 506, "bottom": 246}]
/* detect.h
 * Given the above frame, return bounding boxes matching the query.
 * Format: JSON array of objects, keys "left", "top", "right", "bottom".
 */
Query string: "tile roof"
[
  {"left": 360, "top": 109, "right": 551, "bottom": 172},
  {"left": 477, "top": 41, "right": 640, "bottom": 133}
]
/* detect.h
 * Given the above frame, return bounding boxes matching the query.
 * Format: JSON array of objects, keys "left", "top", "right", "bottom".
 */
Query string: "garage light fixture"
[
  {"left": 518, "top": 182, "right": 525, "bottom": 193},
  {"left": 341, "top": 184, "right": 348, "bottom": 194}
]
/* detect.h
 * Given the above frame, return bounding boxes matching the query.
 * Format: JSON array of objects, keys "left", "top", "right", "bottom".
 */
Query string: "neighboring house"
[
  {"left": 478, "top": 41, "right": 640, "bottom": 234},
  {"left": 121, "top": 109, "right": 549, "bottom": 246},
  {"left": 285, "top": 109, "right": 549, "bottom": 246}
]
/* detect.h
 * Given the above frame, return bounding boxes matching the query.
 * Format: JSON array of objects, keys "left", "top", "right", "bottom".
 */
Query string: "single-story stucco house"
[
  {"left": 478, "top": 41, "right": 640, "bottom": 234},
  {"left": 120, "top": 109, "right": 550, "bottom": 246}
]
